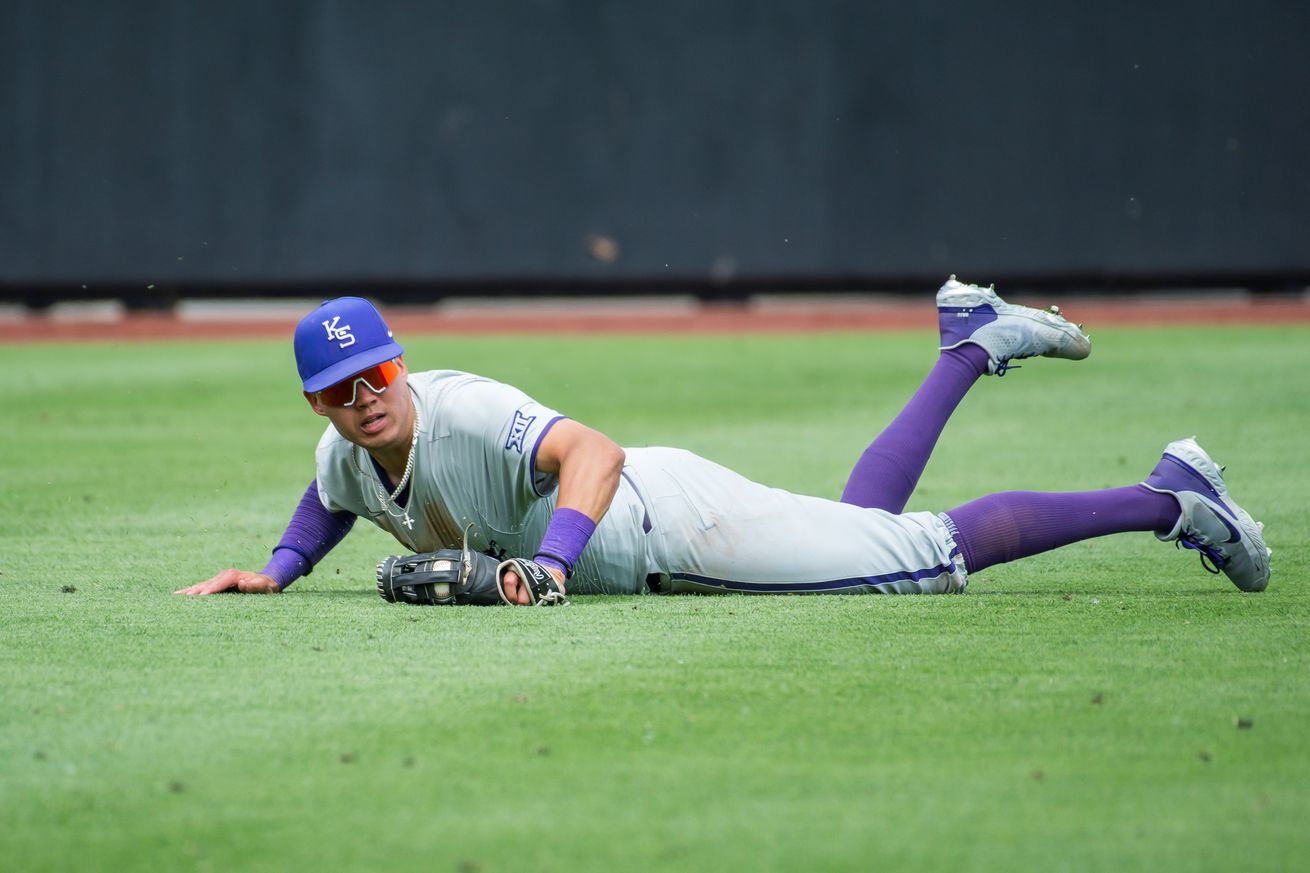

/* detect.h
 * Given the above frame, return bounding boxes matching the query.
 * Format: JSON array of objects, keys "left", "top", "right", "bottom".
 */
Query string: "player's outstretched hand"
[
  {"left": 499, "top": 567, "right": 567, "bottom": 606},
  {"left": 175, "top": 569, "right": 280, "bottom": 595}
]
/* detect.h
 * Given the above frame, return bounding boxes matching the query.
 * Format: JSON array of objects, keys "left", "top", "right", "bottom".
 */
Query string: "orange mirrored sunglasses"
[{"left": 304, "top": 358, "right": 402, "bottom": 407}]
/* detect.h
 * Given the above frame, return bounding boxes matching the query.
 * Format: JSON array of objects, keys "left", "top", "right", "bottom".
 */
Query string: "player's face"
[{"left": 306, "top": 357, "right": 412, "bottom": 451}]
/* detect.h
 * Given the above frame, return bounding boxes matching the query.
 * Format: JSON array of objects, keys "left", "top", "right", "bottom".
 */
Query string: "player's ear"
[{"left": 303, "top": 391, "right": 329, "bottom": 417}]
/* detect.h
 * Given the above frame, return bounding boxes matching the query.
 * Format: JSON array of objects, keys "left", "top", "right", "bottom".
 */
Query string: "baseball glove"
[{"left": 375, "top": 525, "right": 569, "bottom": 607}]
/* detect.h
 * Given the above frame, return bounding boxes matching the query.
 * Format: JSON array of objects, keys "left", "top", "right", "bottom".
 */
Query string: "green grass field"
[{"left": 2, "top": 325, "right": 1308, "bottom": 872}]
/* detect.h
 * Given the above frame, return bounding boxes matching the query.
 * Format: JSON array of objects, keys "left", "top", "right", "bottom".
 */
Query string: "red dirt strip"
[{"left": 2, "top": 296, "right": 1308, "bottom": 344}]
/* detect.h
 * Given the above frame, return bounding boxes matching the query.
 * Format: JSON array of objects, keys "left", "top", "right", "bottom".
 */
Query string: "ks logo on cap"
[
  {"left": 295, "top": 297, "right": 405, "bottom": 394},
  {"left": 323, "top": 316, "right": 355, "bottom": 348}
]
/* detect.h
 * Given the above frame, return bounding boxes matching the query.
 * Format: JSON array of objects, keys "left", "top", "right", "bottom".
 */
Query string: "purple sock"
[
  {"left": 841, "top": 345, "right": 990, "bottom": 512},
  {"left": 944, "top": 485, "right": 1180, "bottom": 574},
  {"left": 260, "top": 480, "right": 357, "bottom": 589}
]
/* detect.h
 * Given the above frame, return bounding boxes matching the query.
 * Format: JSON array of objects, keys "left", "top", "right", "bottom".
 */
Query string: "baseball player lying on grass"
[{"left": 178, "top": 279, "right": 1271, "bottom": 605}]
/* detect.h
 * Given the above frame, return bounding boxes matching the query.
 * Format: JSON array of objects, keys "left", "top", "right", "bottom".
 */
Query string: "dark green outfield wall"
[{"left": 3, "top": 1, "right": 1307, "bottom": 291}]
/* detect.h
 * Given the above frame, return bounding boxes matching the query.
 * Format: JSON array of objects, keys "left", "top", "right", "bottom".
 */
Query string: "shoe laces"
[
  {"left": 990, "top": 305, "right": 1078, "bottom": 377},
  {"left": 993, "top": 355, "right": 1037, "bottom": 377},
  {"left": 1177, "top": 537, "right": 1226, "bottom": 574}
]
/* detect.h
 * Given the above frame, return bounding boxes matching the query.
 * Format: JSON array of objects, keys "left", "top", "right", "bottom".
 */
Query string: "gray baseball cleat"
[
  {"left": 1141, "top": 437, "right": 1271, "bottom": 592},
  {"left": 937, "top": 275, "right": 1091, "bottom": 375}
]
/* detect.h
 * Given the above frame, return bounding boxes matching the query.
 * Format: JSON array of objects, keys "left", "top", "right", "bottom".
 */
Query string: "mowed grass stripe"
[{"left": 1, "top": 326, "right": 1307, "bottom": 871}]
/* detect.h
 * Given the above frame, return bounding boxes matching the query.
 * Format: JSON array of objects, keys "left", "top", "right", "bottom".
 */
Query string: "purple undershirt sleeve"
[
  {"left": 533, "top": 507, "right": 597, "bottom": 578},
  {"left": 259, "top": 480, "right": 357, "bottom": 590}
]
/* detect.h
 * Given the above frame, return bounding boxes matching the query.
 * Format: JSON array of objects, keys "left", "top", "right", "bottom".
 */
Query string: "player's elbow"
[
  {"left": 550, "top": 421, "right": 625, "bottom": 479},
  {"left": 587, "top": 433, "right": 625, "bottom": 481},
  {"left": 605, "top": 441, "right": 626, "bottom": 480}
]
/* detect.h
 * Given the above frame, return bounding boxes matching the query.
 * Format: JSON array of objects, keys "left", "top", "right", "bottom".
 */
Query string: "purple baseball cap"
[{"left": 294, "top": 297, "right": 405, "bottom": 392}]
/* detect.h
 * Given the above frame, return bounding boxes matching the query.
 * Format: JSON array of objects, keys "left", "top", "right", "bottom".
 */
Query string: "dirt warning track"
[{"left": 2, "top": 294, "right": 1308, "bottom": 344}]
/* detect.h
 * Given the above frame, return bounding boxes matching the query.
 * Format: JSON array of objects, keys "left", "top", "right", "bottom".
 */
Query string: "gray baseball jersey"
[{"left": 315, "top": 370, "right": 968, "bottom": 595}]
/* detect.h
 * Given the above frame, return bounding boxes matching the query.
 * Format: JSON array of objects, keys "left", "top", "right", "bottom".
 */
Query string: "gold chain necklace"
[{"left": 352, "top": 400, "right": 421, "bottom": 530}]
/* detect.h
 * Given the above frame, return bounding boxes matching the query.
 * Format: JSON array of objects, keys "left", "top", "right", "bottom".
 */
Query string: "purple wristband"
[
  {"left": 534, "top": 508, "right": 597, "bottom": 578},
  {"left": 261, "top": 549, "right": 312, "bottom": 590}
]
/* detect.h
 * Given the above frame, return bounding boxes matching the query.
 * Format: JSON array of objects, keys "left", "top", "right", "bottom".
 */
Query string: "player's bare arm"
[
  {"left": 533, "top": 419, "right": 626, "bottom": 521},
  {"left": 499, "top": 419, "right": 625, "bottom": 605}
]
